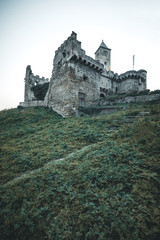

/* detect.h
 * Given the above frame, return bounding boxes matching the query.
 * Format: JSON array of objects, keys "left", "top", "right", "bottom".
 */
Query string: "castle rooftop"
[
  {"left": 100, "top": 40, "right": 108, "bottom": 49},
  {"left": 95, "top": 40, "right": 111, "bottom": 54}
]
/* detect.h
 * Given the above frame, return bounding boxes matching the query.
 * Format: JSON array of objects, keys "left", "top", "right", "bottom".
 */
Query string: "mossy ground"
[{"left": 0, "top": 101, "right": 160, "bottom": 240}]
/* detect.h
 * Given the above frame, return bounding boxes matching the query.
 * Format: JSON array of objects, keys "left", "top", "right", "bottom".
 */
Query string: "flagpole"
[{"left": 133, "top": 55, "right": 135, "bottom": 70}]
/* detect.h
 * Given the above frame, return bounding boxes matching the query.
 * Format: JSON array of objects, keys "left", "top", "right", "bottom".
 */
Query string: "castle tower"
[{"left": 95, "top": 41, "right": 111, "bottom": 71}]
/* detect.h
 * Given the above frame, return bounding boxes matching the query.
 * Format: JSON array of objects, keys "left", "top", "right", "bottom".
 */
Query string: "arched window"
[{"left": 100, "top": 93, "right": 105, "bottom": 98}]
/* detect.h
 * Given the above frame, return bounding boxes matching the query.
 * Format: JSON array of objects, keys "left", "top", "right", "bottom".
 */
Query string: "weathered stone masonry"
[
  {"left": 19, "top": 32, "right": 148, "bottom": 117},
  {"left": 46, "top": 32, "right": 104, "bottom": 116},
  {"left": 20, "top": 65, "right": 49, "bottom": 108}
]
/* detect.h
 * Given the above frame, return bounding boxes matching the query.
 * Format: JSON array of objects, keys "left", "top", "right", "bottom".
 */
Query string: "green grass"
[{"left": 0, "top": 102, "right": 160, "bottom": 240}]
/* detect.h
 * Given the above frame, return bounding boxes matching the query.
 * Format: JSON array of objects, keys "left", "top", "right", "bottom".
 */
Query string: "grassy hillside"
[{"left": 0, "top": 101, "right": 160, "bottom": 240}]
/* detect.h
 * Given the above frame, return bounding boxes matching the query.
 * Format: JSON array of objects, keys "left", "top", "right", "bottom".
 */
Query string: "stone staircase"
[{"left": 107, "top": 111, "right": 151, "bottom": 134}]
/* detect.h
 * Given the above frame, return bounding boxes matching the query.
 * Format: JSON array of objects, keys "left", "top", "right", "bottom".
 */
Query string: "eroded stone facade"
[
  {"left": 24, "top": 65, "right": 49, "bottom": 102},
  {"left": 20, "top": 32, "right": 147, "bottom": 117}
]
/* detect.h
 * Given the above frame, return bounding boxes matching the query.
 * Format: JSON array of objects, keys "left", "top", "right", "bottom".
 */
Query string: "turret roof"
[
  {"left": 100, "top": 40, "right": 108, "bottom": 49},
  {"left": 95, "top": 40, "right": 111, "bottom": 54}
]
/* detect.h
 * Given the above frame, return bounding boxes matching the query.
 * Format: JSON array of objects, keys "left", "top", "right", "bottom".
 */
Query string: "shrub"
[
  {"left": 150, "top": 89, "right": 160, "bottom": 95},
  {"left": 31, "top": 82, "right": 49, "bottom": 100}
]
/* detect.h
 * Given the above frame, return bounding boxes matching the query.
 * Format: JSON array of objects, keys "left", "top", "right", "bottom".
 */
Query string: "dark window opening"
[
  {"left": 79, "top": 92, "right": 85, "bottom": 107},
  {"left": 103, "top": 51, "right": 108, "bottom": 56},
  {"left": 100, "top": 93, "right": 105, "bottom": 98},
  {"left": 83, "top": 75, "right": 88, "bottom": 81},
  {"left": 111, "top": 80, "right": 113, "bottom": 88},
  {"left": 62, "top": 52, "right": 66, "bottom": 58},
  {"left": 58, "top": 59, "right": 62, "bottom": 68},
  {"left": 139, "top": 78, "right": 142, "bottom": 85}
]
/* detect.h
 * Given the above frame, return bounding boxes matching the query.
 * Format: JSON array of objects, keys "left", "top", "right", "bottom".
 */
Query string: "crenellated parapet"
[
  {"left": 52, "top": 32, "right": 86, "bottom": 74},
  {"left": 103, "top": 69, "right": 147, "bottom": 82},
  {"left": 55, "top": 31, "right": 85, "bottom": 57},
  {"left": 118, "top": 69, "right": 147, "bottom": 81},
  {"left": 20, "top": 32, "right": 148, "bottom": 117},
  {"left": 70, "top": 54, "right": 104, "bottom": 72},
  {"left": 52, "top": 32, "right": 104, "bottom": 77},
  {"left": 100, "top": 69, "right": 147, "bottom": 96}
]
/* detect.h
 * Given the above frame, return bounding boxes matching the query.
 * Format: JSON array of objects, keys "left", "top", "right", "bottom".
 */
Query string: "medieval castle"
[{"left": 19, "top": 32, "right": 147, "bottom": 117}]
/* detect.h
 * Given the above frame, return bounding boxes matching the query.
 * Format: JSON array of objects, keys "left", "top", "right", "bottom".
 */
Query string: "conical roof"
[
  {"left": 100, "top": 40, "right": 108, "bottom": 49},
  {"left": 95, "top": 40, "right": 111, "bottom": 54}
]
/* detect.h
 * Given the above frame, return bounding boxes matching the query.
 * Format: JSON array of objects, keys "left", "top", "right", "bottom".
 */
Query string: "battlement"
[
  {"left": 53, "top": 32, "right": 85, "bottom": 69},
  {"left": 20, "top": 32, "right": 148, "bottom": 117},
  {"left": 70, "top": 54, "right": 104, "bottom": 71},
  {"left": 55, "top": 32, "right": 81, "bottom": 54},
  {"left": 118, "top": 69, "right": 147, "bottom": 81},
  {"left": 103, "top": 69, "right": 147, "bottom": 82}
]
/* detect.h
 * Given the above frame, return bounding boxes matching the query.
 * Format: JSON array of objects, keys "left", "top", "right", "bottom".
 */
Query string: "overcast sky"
[{"left": 0, "top": 0, "right": 160, "bottom": 110}]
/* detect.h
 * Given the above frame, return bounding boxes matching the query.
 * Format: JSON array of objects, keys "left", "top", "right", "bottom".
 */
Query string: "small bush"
[
  {"left": 139, "top": 89, "right": 150, "bottom": 95},
  {"left": 150, "top": 89, "right": 160, "bottom": 95}
]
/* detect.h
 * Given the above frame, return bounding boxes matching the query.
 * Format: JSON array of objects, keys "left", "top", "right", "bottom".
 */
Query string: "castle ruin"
[{"left": 19, "top": 32, "right": 147, "bottom": 117}]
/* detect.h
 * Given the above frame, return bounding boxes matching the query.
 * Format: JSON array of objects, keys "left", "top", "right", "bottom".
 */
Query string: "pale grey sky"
[{"left": 0, "top": 0, "right": 160, "bottom": 110}]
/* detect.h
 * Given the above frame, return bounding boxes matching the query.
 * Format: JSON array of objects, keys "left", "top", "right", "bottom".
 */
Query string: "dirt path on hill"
[{"left": 2, "top": 144, "right": 95, "bottom": 188}]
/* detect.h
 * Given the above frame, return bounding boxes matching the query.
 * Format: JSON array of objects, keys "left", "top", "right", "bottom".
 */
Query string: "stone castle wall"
[
  {"left": 24, "top": 65, "right": 49, "bottom": 102},
  {"left": 100, "top": 70, "right": 147, "bottom": 96},
  {"left": 45, "top": 32, "right": 103, "bottom": 117},
  {"left": 20, "top": 32, "right": 149, "bottom": 117},
  {"left": 46, "top": 39, "right": 102, "bottom": 115},
  {"left": 19, "top": 100, "right": 46, "bottom": 108},
  {"left": 99, "top": 93, "right": 160, "bottom": 106}
]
